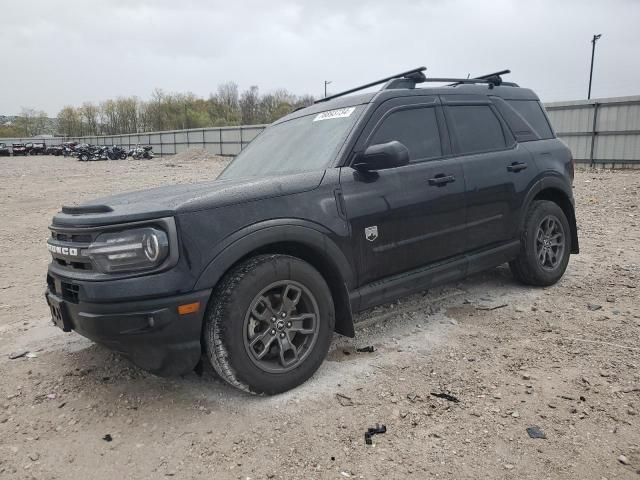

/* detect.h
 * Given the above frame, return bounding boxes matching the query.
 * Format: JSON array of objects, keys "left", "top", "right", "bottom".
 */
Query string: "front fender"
[
  {"left": 193, "top": 220, "right": 356, "bottom": 337},
  {"left": 194, "top": 220, "right": 355, "bottom": 291}
]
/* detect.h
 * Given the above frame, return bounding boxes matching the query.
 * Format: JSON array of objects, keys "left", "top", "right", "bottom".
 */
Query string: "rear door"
[
  {"left": 441, "top": 96, "right": 536, "bottom": 252},
  {"left": 339, "top": 96, "right": 466, "bottom": 286}
]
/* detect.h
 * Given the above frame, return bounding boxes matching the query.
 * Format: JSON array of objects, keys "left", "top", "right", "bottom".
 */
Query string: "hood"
[{"left": 51, "top": 170, "right": 325, "bottom": 227}]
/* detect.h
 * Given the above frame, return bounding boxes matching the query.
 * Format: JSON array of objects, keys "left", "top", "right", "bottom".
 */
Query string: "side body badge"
[{"left": 365, "top": 226, "right": 378, "bottom": 242}]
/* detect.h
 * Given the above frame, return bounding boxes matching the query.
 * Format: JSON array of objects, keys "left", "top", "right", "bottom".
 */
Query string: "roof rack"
[
  {"left": 314, "top": 67, "right": 516, "bottom": 104},
  {"left": 314, "top": 67, "right": 427, "bottom": 104},
  {"left": 448, "top": 70, "right": 517, "bottom": 87}
]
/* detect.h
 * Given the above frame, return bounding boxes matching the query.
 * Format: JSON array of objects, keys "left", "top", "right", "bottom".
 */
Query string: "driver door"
[{"left": 339, "top": 96, "right": 467, "bottom": 287}]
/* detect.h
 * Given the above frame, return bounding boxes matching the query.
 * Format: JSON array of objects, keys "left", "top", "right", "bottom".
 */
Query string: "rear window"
[
  {"left": 447, "top": 105, "right": 507, "bottom": 154},
  {"left": 506, "top": 100, "right": 554, "bottom": 140}
]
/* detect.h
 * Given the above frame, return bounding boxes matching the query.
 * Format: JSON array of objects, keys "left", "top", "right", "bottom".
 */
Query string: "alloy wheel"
[
  {"left": 243, "top": 280, "right": 320, "bottom": 374},
  {"left": 535, "top": 214, "right": 565, "bottom": 271}
]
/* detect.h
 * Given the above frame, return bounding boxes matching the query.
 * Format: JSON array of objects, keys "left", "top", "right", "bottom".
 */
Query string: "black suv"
[
  {"left": 45, "top": 68, "right": 578, "bottom": 394},
  {"left": 0, "top": 143, "right": 10, "bottom": 156}
]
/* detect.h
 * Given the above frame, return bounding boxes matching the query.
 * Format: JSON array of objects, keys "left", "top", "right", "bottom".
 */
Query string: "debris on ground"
[
  {"left": 335, "top": 393, "right": 354, "bottom": 406},
  {"left": 526, "top": 426, "right": 547, "bottom": 439},
  {"left": 618, "top": 455, "right": 630, "bottom": 465},
  {"left": 8, "top": 350, "right": 29, "bottom": 359},
  {"left": 102, "top": 434, "right": 113, "bottom": 442},
  {"left": 476, "top": 303, "right": 508, "bottom": 311},
  {"left": 365, "top": 424, "right": 387, "bottom": 445},
  {"left": 431, "top": 392, "right": 460, "bottom": 403},
  {"left": 356, "top": 346, "right": 375, "bottom": 353}
]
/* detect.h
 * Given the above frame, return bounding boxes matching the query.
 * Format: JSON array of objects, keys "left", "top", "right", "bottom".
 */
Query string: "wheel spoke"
[
  {"left": 282, "top": 284, "right": 302, "bottom": 313},
  {"left": 277, "top": 333, "right": 299, "bottom": 367},
  {"left": 288, "top": 313, "right": 316, "bottom": 335},
  {"left": 545, "top": 218, "right": 555, "bottom": 235},
  {"left": 249, "top": 329, "right": 276, "bottom": 359},
  {"left": 251, "top": 295, "right": 277, "bottom": 321}
]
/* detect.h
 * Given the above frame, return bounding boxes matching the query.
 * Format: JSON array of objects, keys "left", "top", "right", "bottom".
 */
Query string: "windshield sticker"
[{"left": 313, "top": 107, "right": 356, "bottom": 122}]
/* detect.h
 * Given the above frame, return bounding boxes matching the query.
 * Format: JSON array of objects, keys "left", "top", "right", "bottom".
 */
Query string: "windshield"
[{"left": 220, "top": 106, "right": 363, "bottom": 179}]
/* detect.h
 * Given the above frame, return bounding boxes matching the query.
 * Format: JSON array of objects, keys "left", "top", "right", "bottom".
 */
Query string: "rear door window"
[
  {"left": 447, "top": 105, "right": 507, "bottom": 154},
  {"left": 507, "top": 100, "right": 554, "bottom": 139},
  {"left": 369, "top": 107, "right": 442, "bottom": 162}
]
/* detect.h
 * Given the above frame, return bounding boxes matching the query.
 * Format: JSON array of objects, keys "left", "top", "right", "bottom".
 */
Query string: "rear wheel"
[
  {"left": 204, "top": 254, "right": 334, "bottom": 395},
  {"left": 509, "top": 200, "right": 571, "bottom": 286}
]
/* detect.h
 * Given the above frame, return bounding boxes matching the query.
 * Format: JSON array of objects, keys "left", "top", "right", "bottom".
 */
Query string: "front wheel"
[
  {"left": 509, "top": 200, "right": 571, "bottom": 286},
  {"left": 204, "top": 254, "right": 334, "bottom": 395}
]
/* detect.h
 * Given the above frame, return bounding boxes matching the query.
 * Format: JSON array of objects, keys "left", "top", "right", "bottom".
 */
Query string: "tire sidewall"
[
  {"left": 208, "top": 256, "right": 335, "bottom": 394},
  {"left": 522, "top": 201, "right": 571, "bottom": 285}
]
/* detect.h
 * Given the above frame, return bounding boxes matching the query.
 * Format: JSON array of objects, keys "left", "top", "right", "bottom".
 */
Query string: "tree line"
[
  {"left": 0, "top": 83, "right": 315, "bottom": 138},
  {"left": 0, "top": 109, "right": 52, "bottom": 138},
  {"left": 56, "top": 83, "right": 315, "bottom": 137}
]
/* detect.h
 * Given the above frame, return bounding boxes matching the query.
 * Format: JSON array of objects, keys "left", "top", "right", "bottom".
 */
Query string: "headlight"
[{"left": 87, "top": 227, "right": 169, "bottom": 273}]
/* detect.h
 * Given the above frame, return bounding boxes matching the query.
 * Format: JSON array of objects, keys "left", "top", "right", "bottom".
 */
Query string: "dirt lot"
[{"left": 0, "top": 154, "right": 638, "bottom": 479}]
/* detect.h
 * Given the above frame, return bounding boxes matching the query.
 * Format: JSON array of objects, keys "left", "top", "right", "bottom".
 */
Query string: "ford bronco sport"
[{"left": 45, "top": 67, "right": 578, "bottom": 394}]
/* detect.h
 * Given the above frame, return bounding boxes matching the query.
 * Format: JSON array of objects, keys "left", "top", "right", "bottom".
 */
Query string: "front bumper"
[{"left": 45, "top": 283, "right": 211, "bottom": 376}]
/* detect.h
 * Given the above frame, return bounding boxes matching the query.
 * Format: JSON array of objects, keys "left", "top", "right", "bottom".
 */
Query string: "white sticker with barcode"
[{"left": 313, "top": 107, "right": 356, "bottom": 122}]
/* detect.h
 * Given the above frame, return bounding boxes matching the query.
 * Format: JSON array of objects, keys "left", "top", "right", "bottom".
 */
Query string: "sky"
[{"left": 1, "top": 0, "right": 639, "bottom": 116}]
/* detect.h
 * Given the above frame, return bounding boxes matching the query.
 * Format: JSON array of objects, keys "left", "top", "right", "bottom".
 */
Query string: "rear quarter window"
[
  {"left": 447, "top": 105, "right": 507, "bottom": 154},
  {"left": 506, "top": 100, "right": 554, "bottom": 140}
]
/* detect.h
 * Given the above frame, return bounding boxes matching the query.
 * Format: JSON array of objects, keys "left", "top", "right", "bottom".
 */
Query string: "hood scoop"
[{"left": 61, "top": 204, "right": 113, "bottom": 215}]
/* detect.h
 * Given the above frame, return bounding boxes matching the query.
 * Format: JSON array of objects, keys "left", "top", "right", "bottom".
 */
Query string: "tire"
[
  {"left": 80, "top": 154, "right": 89, "bottom": 162},
  {"left": 509, "top": 200, "right": 571, "bottom": 286},
  {"left": 204, "top": 254, "right": 335, "bottom": 395}
]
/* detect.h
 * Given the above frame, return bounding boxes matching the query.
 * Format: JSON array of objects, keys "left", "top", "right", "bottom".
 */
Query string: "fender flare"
[
  {"left": 520, "top": 174, "right": 579, "bottom": 253},
  {"left": 194, "top": 219, "right": 356, "bottom": 337}
]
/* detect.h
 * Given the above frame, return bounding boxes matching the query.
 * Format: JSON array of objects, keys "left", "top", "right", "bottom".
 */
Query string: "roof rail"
[
  {"left": 314, "top": 67, "right": 516, "bottom": 104},
  {"left": 314, "top": 67, "right": 427, "bottom": 104}
]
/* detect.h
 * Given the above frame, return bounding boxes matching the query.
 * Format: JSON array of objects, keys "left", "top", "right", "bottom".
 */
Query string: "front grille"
[{"left": 48, "top": 227, "right": 99, "bottom": 272}]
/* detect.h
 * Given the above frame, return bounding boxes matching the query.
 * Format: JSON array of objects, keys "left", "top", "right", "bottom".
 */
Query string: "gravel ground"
[{"left": 0, "top": 154, "right": 639, "bottom": 479}]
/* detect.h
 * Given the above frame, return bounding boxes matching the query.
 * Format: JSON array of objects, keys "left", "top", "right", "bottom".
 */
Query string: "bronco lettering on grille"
[{"left": 47, "top": 244, "right": 79, "bottom": 257}]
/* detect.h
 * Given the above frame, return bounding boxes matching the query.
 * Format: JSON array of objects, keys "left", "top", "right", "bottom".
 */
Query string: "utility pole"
[
  {"left": 324, "top": 80, "right": 332, "bottom": 98},
  {"left": 588, "top": 34, "right": 602, "bottom": 100}
]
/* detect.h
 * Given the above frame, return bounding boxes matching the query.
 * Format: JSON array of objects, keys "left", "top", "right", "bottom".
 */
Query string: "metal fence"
[
  {"left": 545, "top": 95, "right": 640, "bottom": 167},
  {"left": 0, "top": 125, "right": 267, "bottom": 157},
  {"left": 2, "top": 95, "right": 640, "bottom": 166}
]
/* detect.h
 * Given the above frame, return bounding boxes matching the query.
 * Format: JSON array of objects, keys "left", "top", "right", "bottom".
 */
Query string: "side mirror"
[{"left": 352, "top": 141, "right": 410, "bottom": 172}]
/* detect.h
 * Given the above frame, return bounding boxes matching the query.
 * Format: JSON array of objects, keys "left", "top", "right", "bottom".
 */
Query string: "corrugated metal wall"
[
  {"left": 3, "top": 95, "right": 640, "bottom": 165},
  {"left": 0, "top": 125, "right": 267, "bottom": 157},
  {"left": 545, "top": 95, "right": 640, "bottom": 166}
]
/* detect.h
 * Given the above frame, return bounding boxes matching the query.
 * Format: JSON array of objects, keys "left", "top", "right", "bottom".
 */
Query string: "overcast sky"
[{"left": 2, "top": 0, "right": 639, "bottom": 116}]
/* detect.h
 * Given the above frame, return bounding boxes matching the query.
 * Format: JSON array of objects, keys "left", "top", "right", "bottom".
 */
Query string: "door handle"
[
  {"left": 428, "top": 174, "right": 456, "bottom": 186},
  {"left": 507, "top": 162, "right": 528, "bottom": 172}
]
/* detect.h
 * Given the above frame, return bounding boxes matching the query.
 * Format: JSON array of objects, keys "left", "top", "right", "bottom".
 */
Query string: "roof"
[{"left": 278, "top": 83, "right": 539, "bottom": 124}]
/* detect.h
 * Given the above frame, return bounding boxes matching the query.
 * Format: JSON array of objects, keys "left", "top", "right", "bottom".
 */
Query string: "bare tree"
[{"left": 240, "top": 86, "right": 260, "bottom": 124}]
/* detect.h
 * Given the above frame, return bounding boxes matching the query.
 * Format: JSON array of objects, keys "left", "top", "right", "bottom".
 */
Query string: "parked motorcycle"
[
  {"left": 76, "top": 144, "right": 101, "bottom": 162},
  {"left": 62, "top": 142, "right": 78, "bottom": 157},
  {"left": 106, "top": 145, "right": 128, "bottom": 160},
  {"left": 129, "top": 145, "right": 154, "bottom": 159}
]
